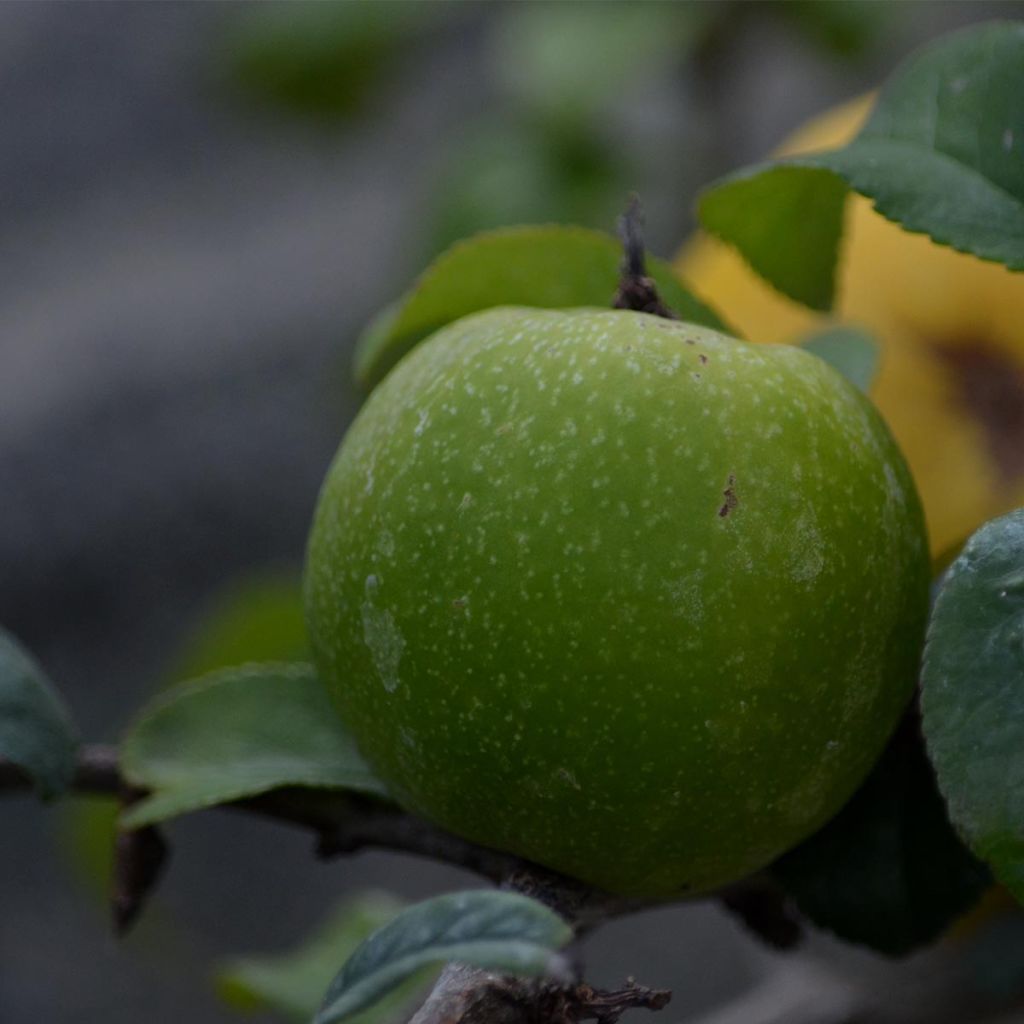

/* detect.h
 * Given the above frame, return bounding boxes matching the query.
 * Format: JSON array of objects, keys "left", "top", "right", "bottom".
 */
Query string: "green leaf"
[
  {"left": 777, "top": 0, "right": 893, "bottom": 59},
  {"left": 0, "top": 627, "right": 79, "bottom": 798},
  {"left": 922, "top": 507, "right": 1024, "bottom": 903},
  {"left": 314, "top": 890, "right": 573, "bottom": 1024},
  {"left": 219, "top": 892, "right": 434, "bottom": 1023},
  {"left": 120, "top": 663, "right": 390, "bottom": 828},
  {"left": 699, "top": 22, "right": 1024, "bottom": 309},
  {"left": 424, "top": 119, "right": 627, "bottom": 257},
  {"left": 491, "top": 1, "right": 706, "bottom": 119},
  {"left": 799, "top": 325, "right": 880, "bottom": 393},
  {"left": 353, "top": 225, "right": 730, "bottom": 388},
  {"left": 164, "top": 571, "right": 307, "bottom": 684},
  {"left": 60, "top": 796, "right": 119, "bottom": 899},
  {"left": 700, "top": 165, "right": 848, "bottom": 311},
  {"left": 224, "top": 2, "right": 448, "bottom": 120},
  {"left": 772, "top": 714, "right": 991, "bottom": 956}
]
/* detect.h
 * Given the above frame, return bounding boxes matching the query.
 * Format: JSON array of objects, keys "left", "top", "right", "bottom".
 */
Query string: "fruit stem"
[{"left": 612, "top": 196, "right": 678, "bottom": 320}]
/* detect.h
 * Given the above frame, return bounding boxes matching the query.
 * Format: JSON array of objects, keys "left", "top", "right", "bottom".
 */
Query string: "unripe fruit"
[{"left": 305, "top": 307, "right": 930, "bottom": 898}]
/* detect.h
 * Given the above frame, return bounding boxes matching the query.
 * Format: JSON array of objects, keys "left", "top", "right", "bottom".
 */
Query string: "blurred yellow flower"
[{"left": 678, "top": 96, "right": 1024, "bottom": 559}]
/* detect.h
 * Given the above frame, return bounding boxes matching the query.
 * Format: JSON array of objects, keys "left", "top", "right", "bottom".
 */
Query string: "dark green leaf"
[
  {"left": 777, "top": 0, "right": 893, "bottom": 59},
  {"left": 353, "top": 225, "right": 730, "bottom": 388},
  {"left": 219, "top": 892, "right": 434, "bottom": 1023},
  {"left": 0, "top": 627, "right": 78, "bottom": 798},
  {"left": 314, "top": 890, "right": 573, "bottom": 1024},
  {"left": 224, "top": 2, "right": 448, "bottom": 120},
  {"left": 699, "top": 22, "right": 1024, "bottom": 309},
  {"left": 120, "top": 663, "right": 390, "bottom": 828},
  {"left": 799, "top": 325, "right": 879, "bottom": 393},
  {"left": 922, "top": 508, "right": 1024, "bottom": 903},
  {"left": 773, "top": 713, "right": 991, "bottom": 956}
]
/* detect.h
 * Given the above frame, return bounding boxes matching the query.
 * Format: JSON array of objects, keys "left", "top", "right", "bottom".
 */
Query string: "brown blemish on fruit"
[
  {"left": 718, "top": 474, "right": 738, "bottom": 518},
  {"left": 933, "top": 342, "right": 1024, "bottom": 482},
  {"left": 699, "top": 354, "right": 709, "bottom": 365}
]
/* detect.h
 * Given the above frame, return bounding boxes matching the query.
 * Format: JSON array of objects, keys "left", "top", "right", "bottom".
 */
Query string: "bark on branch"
[{"left": 1, "top": 745, "right": 799, "bottom": 1024}]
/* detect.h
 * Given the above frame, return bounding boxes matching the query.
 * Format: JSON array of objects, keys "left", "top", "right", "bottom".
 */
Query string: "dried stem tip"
[{"left": 612, "top": 196, "right": 677, "bottom": 321}]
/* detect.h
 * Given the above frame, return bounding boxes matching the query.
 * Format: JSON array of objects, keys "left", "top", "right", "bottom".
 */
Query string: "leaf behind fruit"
[
  {"left": 353, "top": 224, "right": 730, "bottom": 388},
  {"left": 772, "top": 711, "right": 990, "bottom": 956},
  {"left": 120, "top": 662, "right": 390, "bottom": 828},
  {"left": 0, "top": 627, "right": 79, "bottom": 799},
  {"left": 799, "top": 325, "right": 879, "bottom": 393},
  {"left": 922, "top": 508, "right": 1024, "bottom": 903},
  {"left": 698, "top": 22, "right": 1024, "bottom": 309}
]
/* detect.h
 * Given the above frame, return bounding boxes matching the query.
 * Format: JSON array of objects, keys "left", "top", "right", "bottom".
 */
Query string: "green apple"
[{"left": 304, "top": 307, "right": 930, "bottom": 898}]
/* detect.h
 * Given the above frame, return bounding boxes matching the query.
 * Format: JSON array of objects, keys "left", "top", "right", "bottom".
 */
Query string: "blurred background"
[{"left": 2, "top": 2, "right": 1023, "bottom": 1022}]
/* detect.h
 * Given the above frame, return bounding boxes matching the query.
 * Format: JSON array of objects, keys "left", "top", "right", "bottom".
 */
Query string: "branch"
[
  {"left": 1, "top": 746, "right": 799, "bottom": 1024},
  {"left": 0, "top": 746, "right": 643, "bottom": 911},
  {"left": 408, "top": 966, "right": 670, "bottom": 1024}
]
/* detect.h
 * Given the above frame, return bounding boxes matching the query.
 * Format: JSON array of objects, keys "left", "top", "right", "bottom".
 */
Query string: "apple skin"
[{"left": 304, "top": 307, "right": 930, "bottom": 898}]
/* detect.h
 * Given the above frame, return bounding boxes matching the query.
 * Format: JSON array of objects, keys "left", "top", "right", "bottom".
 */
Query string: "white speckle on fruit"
[
  {"left": 1004, "top": 128, "right": 1015, "bottom": 151},
  {"left": 361, "top": 574, "right": 405, "bottom": 693},
  {"left": 791, "top": 515, "right": 825, "bottom": 582},
  {"left": 665, "top": 571, "right": 705, "bottom": 622},
  {"left": 414, "top": 409, "right": 430, "bottom": 437}
]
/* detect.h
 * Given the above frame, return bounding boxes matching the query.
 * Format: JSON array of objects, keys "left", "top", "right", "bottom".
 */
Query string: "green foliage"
[
  {"left": 120, "top": 663, "right": 390, "bottom": 828},
  {"left": 777, "top": 0, "right": 894, "bottom": 59},
  {"left": 799, "top": 325, "right": 879, "bottom": 393},
  {"left": 353, "top": 225, "right": 729, "bottom": 388},
  {"left": 773, "top": 715, "right": 991, "bottom": 956},
  {"left": 0, "top": 627, "right": 78, "bottom": 798},
  {"left": 60, "top": 797, "right": 119, "bottom": 898},
  {"left": 699, "top": 21, "right": 1024, "bottom": 309},
  {"left": 425, "top": 119, "right": 627, "bottom": 258},
  {"left": 219, "top": 893, "right": 434, "bottom": 1023},
  {"left": 491, "top": 1, "right": 705, "bottom": 119},
  {"left": 164, "top": 572, "right": 307, "bottom": 684},
  {"left": 923, "top": 508, "right": 1024, "bottom": 903},
  {"left": 224, "top": 1, "right": 447, "bottom": 120},
  {"left": 314, "top": 891, "right": 573, "bottom": 1024}
]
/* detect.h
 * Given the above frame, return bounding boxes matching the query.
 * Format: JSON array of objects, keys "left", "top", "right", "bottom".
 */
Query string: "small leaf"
[
  {"left": 700, "top": 165, "right": 848, "bottom": 311},
  {"left": 314, "top": 890, "right": 574, "bottom": 1024},
  {"left": 218, "top": 892, "right": 434, "bottom": 1023},
  {"left": 353, "top": 225, "right": 730, "bottom": 388},
  {"left": 0, "top": 627, "right": 78, "bottom": 798},
  {"left": 799, "top": 325, "right": 880, "bottom": 393},
  {"left": 772, "top": 713, "right": 991, "bottom": 956},
  {"left": 120, "top": 663, "right": 390, "bottom": 828},
  {"left": 699, "top": 22, "right": 1024, "bottom": 308},
  {"left": 163, "top": 571, "right": 308, "bottom": 684},
  {"left": 922, "top": 508, "right": 1024, "bottom": 903}
]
